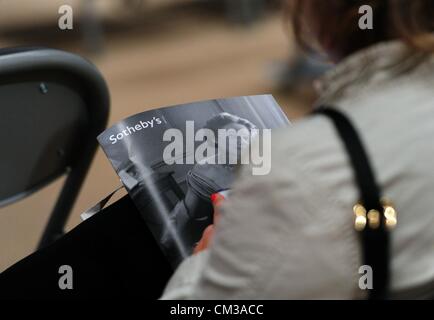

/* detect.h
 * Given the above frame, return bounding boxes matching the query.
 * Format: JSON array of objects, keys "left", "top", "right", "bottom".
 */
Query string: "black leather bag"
[
  {"left": 314, "top": 107, "right": 393, "bottom": 300},
  {"left": 0, "top": 195, "right": 173, "bottom": 299}
]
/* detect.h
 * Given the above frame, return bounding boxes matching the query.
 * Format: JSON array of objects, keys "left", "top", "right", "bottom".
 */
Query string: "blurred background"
[{"left": 0, "top": 0, "right": 326, "bottom": 271}]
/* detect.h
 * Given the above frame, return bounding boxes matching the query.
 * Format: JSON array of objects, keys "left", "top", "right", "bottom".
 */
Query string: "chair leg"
[
  {"left": 224, "top": 0, "right": 265, "bottom": 25},
  {"left": 81, "top": 0, "right": 105, "bottom": 53}
]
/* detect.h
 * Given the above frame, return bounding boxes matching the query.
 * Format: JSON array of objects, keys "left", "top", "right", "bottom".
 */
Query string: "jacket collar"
[{"left": 314, "top": 41, "right": 434, "bottom": 107}]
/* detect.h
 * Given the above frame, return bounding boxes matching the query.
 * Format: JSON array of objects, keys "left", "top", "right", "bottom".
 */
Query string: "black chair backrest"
[{"left": 0, "top": 47, "right": 110, "bottom": 248}]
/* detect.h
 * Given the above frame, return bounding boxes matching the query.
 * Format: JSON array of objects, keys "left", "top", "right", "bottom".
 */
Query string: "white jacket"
[{"left": 161, "top": 41, "right": 434, "bottom": 299}]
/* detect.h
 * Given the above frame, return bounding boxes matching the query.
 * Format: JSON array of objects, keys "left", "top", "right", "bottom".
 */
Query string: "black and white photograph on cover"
[{"left": 98, "top": 95, "right": 290, "bottom": 267}]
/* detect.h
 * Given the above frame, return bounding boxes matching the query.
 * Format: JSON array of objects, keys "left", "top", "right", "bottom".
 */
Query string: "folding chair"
[{"left": 0, "top": 47, "right": 110, "bottom": 249}]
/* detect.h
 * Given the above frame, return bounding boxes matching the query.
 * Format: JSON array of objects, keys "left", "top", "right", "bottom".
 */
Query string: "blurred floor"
[{"left": 0, "top": 1, "right": 316, "bottom": 272}]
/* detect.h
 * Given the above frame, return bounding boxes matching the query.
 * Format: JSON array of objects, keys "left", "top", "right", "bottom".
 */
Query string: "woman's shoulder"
[
  {"left": 235, "top": 113, "right": 356, "bottom": 205},
  {"left": 270, "top": 114, "right": 342, "bottom": 167},
  {"left": 247, "top": 112, "right": 359, "bottom": 207}
]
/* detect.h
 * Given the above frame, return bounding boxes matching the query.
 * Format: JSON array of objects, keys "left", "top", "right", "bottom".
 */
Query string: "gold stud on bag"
[
  {"left": 353, "top": 203, "right": 367, "bottom": 231},
  {"left": 367, "top": 209, "right": 381, "bottom": 229},
  {"left": 353, "top": 199, "right": 397, "bottom": 232},
  {"left": 382, "top": 198, "right": 398, "bottom": 231}
]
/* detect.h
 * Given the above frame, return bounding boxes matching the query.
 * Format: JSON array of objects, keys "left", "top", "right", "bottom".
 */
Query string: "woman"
[{"left": 161, "top": 0, "right": 434, "bottom": 299}]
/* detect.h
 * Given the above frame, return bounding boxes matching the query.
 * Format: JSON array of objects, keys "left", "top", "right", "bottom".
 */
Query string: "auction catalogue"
[{"left": 97, "top": 95, "right": 290, "bottom": 267}]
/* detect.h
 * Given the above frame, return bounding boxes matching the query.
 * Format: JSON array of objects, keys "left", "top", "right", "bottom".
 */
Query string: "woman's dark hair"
[{"left": 285, "top": 0, "right": 434, "bottom": 58}]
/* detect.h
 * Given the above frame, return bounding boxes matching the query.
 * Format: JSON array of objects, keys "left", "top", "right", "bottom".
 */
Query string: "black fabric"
[
  {"left": 0, "top": 195, "right": 173, "bottom": 299},
  {"left": 314, "top": 107, "right": 390, "bottom": 300}
]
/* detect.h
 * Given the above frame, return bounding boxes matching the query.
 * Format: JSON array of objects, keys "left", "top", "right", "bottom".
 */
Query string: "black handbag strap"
[{"left": 314, "top": 107, "right": 390, "bottom": 300}]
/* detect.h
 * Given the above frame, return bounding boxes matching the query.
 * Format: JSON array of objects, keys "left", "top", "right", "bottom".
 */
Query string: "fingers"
[
  {"left": 193, "top": 225, "right": 215, "bottom": 255},
  {"left": 193, "top": 191, "right": 227, "bottom": 255},
  {"left": 211, "top": 192, "right": 225, "bottom": 224}
]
